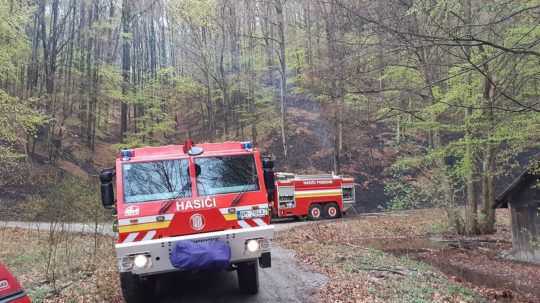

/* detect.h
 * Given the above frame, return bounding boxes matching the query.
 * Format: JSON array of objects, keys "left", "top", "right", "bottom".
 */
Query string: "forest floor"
[
  {"left": 2, "top": 209, "right": 539, "bottom": 303},
  {"left": 277, "top": 208, "right": 540, "bottom": 303},
  {"left": 0, "top": 226, "right": 120, "bottom": 302}
]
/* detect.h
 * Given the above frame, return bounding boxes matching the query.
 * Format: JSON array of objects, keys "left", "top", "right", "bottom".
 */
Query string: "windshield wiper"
[
  {"left": 230, "top": 184, "right": 252, "bottom": 207},
  {"left": 159, "top": 183, "right": 190, "bottom": 214},
  {"left": 159, "top": 199, "right": 175, "bottom": 214}
]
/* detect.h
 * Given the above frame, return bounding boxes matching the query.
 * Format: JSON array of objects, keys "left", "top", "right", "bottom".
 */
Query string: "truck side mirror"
[
  {"left": 99, "top": 168, "right": 116, "bottom": 209},
  {"left": 262, "top": 157, "right": 275, "bottom": 201},
  {"left": 262, "top": 156, "right": 274, "bottom": 170}
]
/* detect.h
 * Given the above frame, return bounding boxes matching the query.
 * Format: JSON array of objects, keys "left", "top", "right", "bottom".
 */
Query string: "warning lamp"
[
  {"left": 241, "top": 141, "right": 253, "bottom": 151},
  {"left": 120, "top": 149, "right": 133, "bottom": 161},
  {"left": 183, "top": 139, "right": 204, "bottom": 156}
]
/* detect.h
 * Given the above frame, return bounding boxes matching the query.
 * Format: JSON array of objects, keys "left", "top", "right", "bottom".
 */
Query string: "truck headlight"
[
  {"left": 133, "top": 254, "right": 150, "bottom": 269},
  {"left": 246, "top": 239, "right": 260, "bottom": 252}
]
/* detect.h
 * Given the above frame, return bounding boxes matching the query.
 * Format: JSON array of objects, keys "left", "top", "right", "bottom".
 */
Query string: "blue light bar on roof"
[
  {"left": 241, "top": 141, "right": 253, "bottom": 151},
  {"left": 120, "top": 149, "right": 133, "bottom": 161}
]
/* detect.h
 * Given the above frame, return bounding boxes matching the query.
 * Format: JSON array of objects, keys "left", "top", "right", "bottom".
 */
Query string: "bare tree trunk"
[
  {"left": 120, "top": 0, "right": 131, "bottom": 142},
  {"left": 480, "top": 74, "right": 497, "bottom": 233},
  {"left": 27, "top": 13, "right": 40, "bottom": 95},
  {"left": 261, "top": 2, "right": 275, "bottom": 86},
  {"left": 463, "top": 0, "right": 479, "bottom": 235},
  {"left": 322, "top": 0, "right": 343, "bottom": 173},
  {"left": 304, "top": 1, "right": 313, "bottom": 87},
  {"left": 246, "top": 0, "right": 257, "bottom": 144},
  {"left": 275, "top": 0, "right": 288, "bottom": 159}
]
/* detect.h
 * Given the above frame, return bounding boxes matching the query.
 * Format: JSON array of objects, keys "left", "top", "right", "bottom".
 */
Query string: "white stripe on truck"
[{"left": 123, "top": 232, "right": 139, "bottom": 243}]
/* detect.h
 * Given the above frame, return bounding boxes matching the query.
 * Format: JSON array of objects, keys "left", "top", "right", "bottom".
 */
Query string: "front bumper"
[
  {"left": 115, "top": 225, "right": 274, "bottom": 276},
  {"left": 0, "top": 291, "right": 31, "bottom": 303}
]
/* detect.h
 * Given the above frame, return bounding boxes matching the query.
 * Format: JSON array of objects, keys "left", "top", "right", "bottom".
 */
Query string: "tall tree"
[
  {"left": 274, "top": 0, "right": 288, "bottom": 159},
  {"left": 120, "top": 0, "right": 131, "bottom": 141}
]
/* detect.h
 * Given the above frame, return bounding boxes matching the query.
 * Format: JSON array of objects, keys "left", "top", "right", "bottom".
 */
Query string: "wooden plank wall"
[{"left": 510, "top": 204, "right": 540, "bottom": 263}]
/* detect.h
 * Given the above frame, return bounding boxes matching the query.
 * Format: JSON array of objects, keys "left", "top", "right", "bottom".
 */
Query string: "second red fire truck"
[{"left": 270, "top": 172, "right": 355, "bottom": 220}]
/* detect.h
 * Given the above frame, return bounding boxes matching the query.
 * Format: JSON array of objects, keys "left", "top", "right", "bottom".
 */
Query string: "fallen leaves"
[
  {"left": 276, "top": 208, "right": 537, "bottom": 303},
  {"left": 0, "top": 227, "right": 122, "bottom": 302}
]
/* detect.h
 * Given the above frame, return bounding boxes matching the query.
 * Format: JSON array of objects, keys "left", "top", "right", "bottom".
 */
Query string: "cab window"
[{"left": 123, "top": 159, "right": 191, "bottom": 203}]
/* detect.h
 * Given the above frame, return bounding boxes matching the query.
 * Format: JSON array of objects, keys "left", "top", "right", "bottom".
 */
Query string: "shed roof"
[{"left": 495, "top": 160, "right": 540, "bottom": 208}]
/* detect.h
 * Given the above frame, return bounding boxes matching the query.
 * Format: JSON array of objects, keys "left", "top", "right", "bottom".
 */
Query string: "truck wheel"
[
  {"left": 324, "top": 203, "right": 341, "bottom": 219},
  {"left": 307, "top": 204, "right": 322, "bottom": 220},
  {"left": 237, "top": 261, "right": 259, "bottom": 294},
  {"left": 120, "top": 272, "right": 155, "bottom": 303}
]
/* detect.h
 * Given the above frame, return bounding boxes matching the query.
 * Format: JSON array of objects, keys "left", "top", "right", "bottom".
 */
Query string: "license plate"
[{"left": 237, "top": 208, "right": 266, "bottom": 220}]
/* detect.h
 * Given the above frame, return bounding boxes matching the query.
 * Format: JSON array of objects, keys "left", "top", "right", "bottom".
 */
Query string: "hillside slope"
[{"left": 263, "top": 94, "right": 397, "bottom": 211}]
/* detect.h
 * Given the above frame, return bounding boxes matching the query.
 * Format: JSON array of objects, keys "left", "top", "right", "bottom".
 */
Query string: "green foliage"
[
  {"left": 0, "top": 90, "right": 46, "bottom": 184},
  {"left": 24, "top": 176, "right": 107, "bottom": 222},
  {"left": 384, "top": 161, "right": 442, "bottom": 210},
  {"left": 168, "top": 0, "right": 217, "bottom": 28},
  {"left": 382, "top": 66, "right": 423, "bottom": 88},
  {"left": 378, "top": 1, "right": 540, "bottom": 217},
  {"left": 0, "top": 1, "right": 45, "bottom": 185},
  {"left": 0, "top": 0, "right": 31, "bottom": 82},
  {"left": 98, "top": 65, "right": 123, "bottom": 100}
]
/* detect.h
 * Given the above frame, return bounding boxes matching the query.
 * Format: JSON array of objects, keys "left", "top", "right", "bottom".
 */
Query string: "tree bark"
[
  {"left": 463, "top": 0, "right": 479, "bottom": 235},
  {"left": 480, "top": 74, "right": 497, "bottom": 233},
  {"left": 275, "top": 0, "right": 288, "bottom": 159},
  {"left": 120, "top": 0, "right": 131, "bottom": 142}
]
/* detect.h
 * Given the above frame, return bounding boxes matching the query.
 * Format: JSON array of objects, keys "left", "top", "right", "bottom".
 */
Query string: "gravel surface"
[{"left": 156, "top": 245, "right": 327, "bottom": 303}]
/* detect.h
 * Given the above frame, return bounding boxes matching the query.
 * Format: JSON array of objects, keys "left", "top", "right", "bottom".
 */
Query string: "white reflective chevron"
[
  {"left": 142, "top": 230, "right": 156, "bottom": 241},
  {"left": 123, "top": 232, "right": 139, "bottom": 243},
  {"left": 253, "top": 218, "right": 267, "bottom": 226},
  {"left": 237, "top": 220, "right": 251, "bottom": 228}
]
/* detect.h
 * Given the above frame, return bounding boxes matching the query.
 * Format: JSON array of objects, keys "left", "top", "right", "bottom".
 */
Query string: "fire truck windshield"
[
  {"left": 123, "top": 159, "right": 191, "bottom": 203},
  {"left": 195, "top": 155, "right": 259, "bottom": 196}
]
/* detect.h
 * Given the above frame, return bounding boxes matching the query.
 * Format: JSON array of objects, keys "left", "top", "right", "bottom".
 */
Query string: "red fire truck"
[
  {"left": 100, "top": 141, "right": 274, "bottom": 302},
  {"left": 270, "top": 172, "right": 355, "bottom": 220},
  {"left": 0, "top": 263, "right": 31, "bottom": 303}
]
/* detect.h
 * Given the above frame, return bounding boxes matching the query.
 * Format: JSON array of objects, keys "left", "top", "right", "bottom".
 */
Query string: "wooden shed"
[{"left": 495, "top": 161, "right": 540, "bottom": 263}]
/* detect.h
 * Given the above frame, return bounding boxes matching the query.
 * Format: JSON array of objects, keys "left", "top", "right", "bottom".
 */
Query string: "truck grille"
[{"left": 278, "top": 195, "right": 295, "bottom": 209}]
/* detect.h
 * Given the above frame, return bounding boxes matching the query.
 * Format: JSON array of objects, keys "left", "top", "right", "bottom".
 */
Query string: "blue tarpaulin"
[{"left": 170, "top": 240, "right": 231, "bottom": 271}]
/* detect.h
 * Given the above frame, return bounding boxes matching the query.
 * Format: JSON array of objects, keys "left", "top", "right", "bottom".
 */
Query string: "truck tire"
[
  {"left": 120, "top": 272, "right": 155, "bottom": 303},
  {"left": 307, "top": 204, "right": 322, "bottom": 220},
  {"left": 323, "top": 203, "right": 341, "bottom": 219},
  {"left": 237, "top": 261, "right": 259, "bottom": 294}
]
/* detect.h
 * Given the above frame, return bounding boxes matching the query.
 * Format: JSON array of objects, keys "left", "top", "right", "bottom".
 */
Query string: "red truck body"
[
  {"left": 0, "top": 264, "right": 31, "bottom": 303},
  {"left": 272, "top": 173, "right": 355, "bottom": 220},
  {"left": 114, "top": 142, "right": 271, "bottom": 244}
]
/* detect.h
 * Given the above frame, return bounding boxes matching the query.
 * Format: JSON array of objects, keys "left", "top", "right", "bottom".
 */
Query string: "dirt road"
[
  {"left": 155, "top": 245, "right": 326, "bottom": 303},
  {"left": 1, "top": 220, "right": 327, "bottom": 303}
]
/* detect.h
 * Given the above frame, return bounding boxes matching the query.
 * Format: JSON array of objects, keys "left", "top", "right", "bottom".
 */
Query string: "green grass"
[
  {"left": 314, "top": 244, "right": 482, "bottom": 302},
  {"left": 26, "top": 285, "right": 54, "bottom": 303}
]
